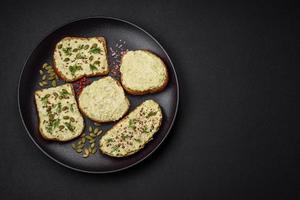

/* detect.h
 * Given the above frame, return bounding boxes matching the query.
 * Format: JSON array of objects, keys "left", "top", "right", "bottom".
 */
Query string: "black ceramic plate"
[{"left": 18, "top": 17, "right": 179, "bottom": 173}]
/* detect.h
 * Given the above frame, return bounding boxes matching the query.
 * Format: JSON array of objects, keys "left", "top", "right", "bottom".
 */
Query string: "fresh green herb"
[
  {"left": 134, "top": 138, "right": 142, "bottom": 143},
  {"left": 89, "top": 64, "right": 98, "bottom": 71},
  {"left": 59, "top": 89, "right": 70, "bottom": 98},
  {"left": 41, "top": 94, "right": 50, "bottom": 104},
  {"left": 142, "top": 127, "right": 148, "bottom": 133},
  {"left": 106, "top": 138, "right": 114, "bottom": 143},
  {"left": 111, "top": 145, "right": 119, "bottom": 153},
  {"left": 46, "top": 118, "right": 60, "bottom": 133},
  {"left": 57, "top": 44, "right": 63, "bottom": 49},
  {"left": 121, "top": 134, "right": 130, "bottom": 140},
  {"left": 64, "top": 122, "right": 75, "bottom": 132},
  {"left": 128, "top": 119, "right": 136, "bottom": 129},
  {"left": 69, "top": 65, "right": 82, "bottom": 76},
  {"left": 89, "top": 46, "right": 101, "bottom": 54},
  {"left": 62, "top": 47, "right": 72, "bottom": 56},
  {"left": 52, "top": 118, "right": 60, "bottom": 129},
  {"left": 146, "top": 111, "right": 157, "bottom": 118}
]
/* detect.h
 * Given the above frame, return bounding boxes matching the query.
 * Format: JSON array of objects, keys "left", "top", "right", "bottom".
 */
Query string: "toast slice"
[
  {"left": 34, "top": 84, "right": 84, "bottom": 141},
  {"left": 99, "top": 100, "right": 162, "bottom": 157},
  {"left": 53, "top": 37, "right": 109, "bottom": 82},
  {"left": 78, "top": 76, "right": 130, "bottom": 123},
  {"left": 120, "top": 50, "right": 168, "bottom": 95}
]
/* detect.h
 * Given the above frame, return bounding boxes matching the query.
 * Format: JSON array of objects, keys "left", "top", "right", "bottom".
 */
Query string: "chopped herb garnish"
[
  {"left": 41, "top": 94, "right": 50, "bottom": 104},
  {"left": 64, "top": 122, "right": 75, "bottom": 132},
  {"left": 46, "top": 118, "right": 60, "bottom": 133},
  {"left": 69, "top": 65, "right": 82, "bottom": 76},
  {"left": 111, "top": 145, "right": 119, "bottom": 153},
  {"left": 62, "top": 47, "right": 72, "bottom": 56},
  {"left": 134, "top": 138, "right": 142, "bottom": 143},
  {"left": 89, "top": 64, "right": 98, "bottom": 71},
  {"left": 146, "top": 111, "right": 157, "bottom": 118},
  {"left": 106, "top": 138, "right": 114, "bottom": 143},
  {"left": 142, "top": 127, "right": 148, "bottom": 133},
  {"left": 128, "top": 119, "right": 136, "bottom": 129},
  {"left": 89, "top": 47, "right": 101, "bottom": 54},
  {"left": 59, "top": 89, "right": 70, "bottom": 98},
  {"left": 121, "top": 134, "right": 130, "bottom": 140},
  {"left": 52, "top": 118, "right": 60, "bottom": 129}
]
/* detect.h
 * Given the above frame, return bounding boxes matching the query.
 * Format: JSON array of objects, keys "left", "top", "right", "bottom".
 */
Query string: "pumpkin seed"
[
  {"left": 39, "top": 70, "right": 44, "bottom": 75},
  {"left": 82, "top": 148, "right": 89, "bottom": 158},
  {"left": 91, "top": 148, "right": 97, "bottom": 154},
  {"left": 42, "top": 81, "right": 48, "bottom": 85},
  {"left": 91, "top": 143, "right": 95, "bottom": 148},
  {"left": 90, "top": 133, "right": 96, "bottom": 137},
  {"left": 88, "top": 146, "right": 92, "bottom": 153},
  {"left": 89, "top": 139, "right": 95, "bottom": 143},
  {"left": 51, "top": 80, "right": 57, "bottom": 87},
  {"left": 97, "top": 130, "right": 102, "bottom": 136},
  {"left": 77, "top": 144, "right": 84, "bottom": 149},
  {"left": 93, "top": 128, "right": 99, "bottom": 133},
  {"left": 76, "top": 148, "right": 83, "bottom": 153},
  {"left": 85, "top": 135, "right": 92, "bottom": 140},
  {"left": 42, "top": 75, "right": 46, "bottom": 80},
  {"left": 39, "top": 82, "right": 43, "bottom": 87},
  {"left": 88, "top": 126, "right": 93, "bottom": 132},
  {"left": 80, "top": 133, "right": 86, "bottom": 138},
  {"left": 81, "top": 138, "right": 86, "bottom": 143},
  {"left": 72, "top": 143, "right": 76, "bottom": 149},
  {"left": 42, "top": 63, "right": 48, "bottom": 69}
]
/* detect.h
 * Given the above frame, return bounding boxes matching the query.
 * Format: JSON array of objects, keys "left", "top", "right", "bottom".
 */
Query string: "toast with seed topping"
[
  {"left": 99, "top": 100, "right": 162, "bottom": 157},
  {"left": 34, "top": 84, "right": 84, "bottom": 141},
  {"left": 53, "top": 37, "right": 109, "bottom": 82}
]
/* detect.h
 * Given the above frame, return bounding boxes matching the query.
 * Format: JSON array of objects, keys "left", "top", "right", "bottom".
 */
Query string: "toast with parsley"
[
  {"left": 34, "top": 84, "right": 84, "bottom": 141},
  {"left": 53, "top": 37, "right": 109, "bottom": 82}
]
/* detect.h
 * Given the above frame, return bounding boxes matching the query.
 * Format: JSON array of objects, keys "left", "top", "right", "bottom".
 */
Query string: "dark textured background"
[{"left": 0, "top": 0, "right": 299, "bottom": 199}]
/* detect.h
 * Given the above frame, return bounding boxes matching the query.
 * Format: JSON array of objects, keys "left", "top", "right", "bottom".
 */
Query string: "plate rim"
[{"left": 17, "top": 16, "right": 180, "bottom": 174}]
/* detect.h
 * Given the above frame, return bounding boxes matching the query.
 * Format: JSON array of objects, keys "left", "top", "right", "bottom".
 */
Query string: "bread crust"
[
  {"left": 34, "top": 84, "right": 84, "bottom": 142},
  {"left": 77, "top": 76, "right": 130, "bottom": 123},
  {"left": 52, "top": 37, "right": 109, "bottom": 82},
  {"left": 120, "top": 50, "right": 169, "bottom": 95},
  {"left": 99, "top": 99, "right": 163, "bottom": 157}
]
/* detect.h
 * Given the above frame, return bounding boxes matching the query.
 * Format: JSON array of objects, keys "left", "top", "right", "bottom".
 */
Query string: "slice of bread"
[
  {"left": 78, "top": 76, "right": 130, "bottom": 123},
  {"left": 99, "top": 100, "right": 162, "bottom": 157},
  {"left": 34, "top": 84, "right": 84, "bottom": 141},
  {"left": 53, "top": 37, "right": 109, "bottom": 82},
  {"left": 120, "top": 50, "right": 168, "bottom": 95}
]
